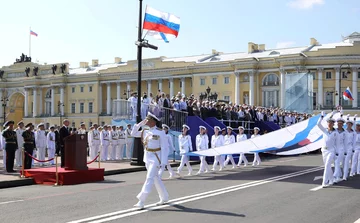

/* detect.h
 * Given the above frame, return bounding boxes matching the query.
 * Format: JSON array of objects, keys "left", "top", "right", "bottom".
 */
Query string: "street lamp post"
[
  {"left": 338, "top": 63, "right": 351, "bottom": 107},
  {"left": 1, "top": 96, "right": 9, "bottom": 125},
  {"left": 131, "top": 0, "right": 158, "bottom": 166},
  {"left": 58, "top": 102, "right": 64, "bottom": 125}
]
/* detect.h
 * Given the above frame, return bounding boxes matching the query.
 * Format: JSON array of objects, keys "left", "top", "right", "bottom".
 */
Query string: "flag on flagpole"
[
  {"left": 30, "top": 30, "right": 38, "bottom": 37},
  {"left": 343, "top": 87, "right": 354, "bottom": 100},
  {"left": 143, "top": 6, "right": 180, "bottom": 43}
]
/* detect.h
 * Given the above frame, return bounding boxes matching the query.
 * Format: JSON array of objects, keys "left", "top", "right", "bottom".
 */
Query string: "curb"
[{"left": 0, "top": 161, "right": 201, "bottom": 188}]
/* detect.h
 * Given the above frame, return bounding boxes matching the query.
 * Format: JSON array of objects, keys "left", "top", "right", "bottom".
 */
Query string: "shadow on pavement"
[{"left": 155, "top": 204, "right": 246, "bottom": 217}]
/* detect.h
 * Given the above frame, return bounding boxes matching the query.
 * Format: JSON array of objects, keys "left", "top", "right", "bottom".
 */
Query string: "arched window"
[{"left": 262, "top": 73, "right": 279, "bottom": 86}]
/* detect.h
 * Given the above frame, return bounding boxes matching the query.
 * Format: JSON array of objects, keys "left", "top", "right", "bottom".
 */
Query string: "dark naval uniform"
[
  {"left": 2, "top": 121, "right": 18, "bottom": 172},
  {"left": 22, "top": 123, "right": 35, "bottom": 169}
]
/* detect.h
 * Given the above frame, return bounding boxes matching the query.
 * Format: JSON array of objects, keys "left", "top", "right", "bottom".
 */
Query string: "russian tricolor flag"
[
  {"left": 343, "top": 87, "right": 354, "bottom": 100},
  {"left": 143, "top": 6, "right": 180, "bottom": 43}
]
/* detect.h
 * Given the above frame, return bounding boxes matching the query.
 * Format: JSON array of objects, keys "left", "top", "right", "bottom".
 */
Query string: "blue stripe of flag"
[
  {"left": 160, "top": 32, "right": 169, "bottom": 43},
  {"left": 144, "top": 14, "right": 180, "bottom": 32}
]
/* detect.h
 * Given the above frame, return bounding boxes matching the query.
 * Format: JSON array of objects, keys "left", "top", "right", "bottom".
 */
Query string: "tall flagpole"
[{"left": 29, "top": 27, "right": 31, "bottom": 57}]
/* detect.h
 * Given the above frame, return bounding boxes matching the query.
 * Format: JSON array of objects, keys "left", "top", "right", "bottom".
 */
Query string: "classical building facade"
[{"left": 1, "top": 32, "right": 360, "bottom": 127}]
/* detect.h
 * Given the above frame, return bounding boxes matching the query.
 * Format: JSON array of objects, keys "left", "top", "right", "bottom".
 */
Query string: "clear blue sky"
[{"left": 0, "top": 0, "right": 359, "bottom": 68}]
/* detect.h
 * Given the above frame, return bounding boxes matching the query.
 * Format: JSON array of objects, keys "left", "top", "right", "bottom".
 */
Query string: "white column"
[
  {"left": 39, "top": 88, "right": 43, "bottom": 116},
  {"left": 51, "top": 87, "right": 55, "bottom": 116},
  {"left": 98, "top": 83, "right": 103, "bottom": 113},
  {"left": 317, "top": 68, "right": 323, "bottom": 108},
  {"left": 158, "top": 79, "right": 163, "bottom": 91},
  {"left": 249, "top": 71, "right": 255, "bottom": 106},
  {"left": 169, "top": 78, "right": 174, "bottom": 97},
  {"left": 335, "top": 68, "right": 340, "bottom": 107},
  {"left": 24, "top": 89, "right": 28, "bottom": 117},
  {"left": 353, "top": 67, "right": 358, "bottom": 108},
  {"left": 33, "top": 88, "right": 37, "bottom": 117},
  {"left": 234, "top": 72, "right": 240, "bottom": 105},
  {"left": 147, "top": 80, "right": 152, "bottom": 96},
  {"left": 181, "top": 77, "right": 185, "bottom": 95},
  {"left": 116, "top": 82, "right": 121, "bottom": 99},
  {"left": 60, "top": 86, "right": 64, "bottom": 116},
  {"left": 106, "top": 83, "right": 111, "bottom": 115},
  {"left": 280, "top": 68, "right": 286, "bottom": 108}
]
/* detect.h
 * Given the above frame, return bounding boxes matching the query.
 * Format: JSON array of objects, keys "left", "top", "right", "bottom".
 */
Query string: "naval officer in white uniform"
[{"left": 131, "top": 112, "right": 169, "bottom": 209}]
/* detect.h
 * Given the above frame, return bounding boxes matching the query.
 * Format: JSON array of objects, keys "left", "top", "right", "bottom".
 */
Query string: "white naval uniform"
[
  {"left": 334, "top": 128, "right": 346, "bottom": 181},
  {"left": 0, "top": 133, "right": 5, "bottom": 168},
  {"left": 100, "top": 130, "right": 110, "bottom": 161},
  {"left": 211, "top": 134, "right": 225, "bottom": 171},
  {"left": 251, "top": 134, "right": 261, "bottom": 166},
  {"left": 223, "top": 134, "right": 236, "bottom": 168},
  {"left": 317, "top": 117, "right": 337, "bottom": 187},
  {"left": 117, "top": 130, "right": 126, "bottom": 159},
  {"left": 131, "top": 123, "right": 169, "bottom": 203},
  {"left": 343, "top": 128, "right": 356, "bottom": 180},
  {"left": 35, "top": 130, "right": 47, "bottom": 166},
  {"left": 158, "top": 133, "right": 175, "bottom": 178},
  {"left": 177, "top": 134, "right": 193, "bottom": 175},
  {"left": 350, "top": 132, "right": 360, "bottom": 176},
  {"left": 87, "top": 130, "right": 93, "bottom": 159},
  {"left": 125, "top": 128, "right": 134, "bottom": 159},
  {"left": 90, "top": 130, "right": 101, "bottom": 160},
  {"left": 196, "top": 133, "right": 209, "bottom": 173},
  {"left": 77, "top": 129, "right": 87, "bottom": 134},
  {"left": 110, "top": 130, "right": 119, "bottom": 160},
  {"left": 15, "top": 128, "right": 24, "bottom": 167},
  {"left": 236, "top": 134, "right": 249, "bottom": 166},
  {"left": 46, "top": 131, "right": 56, "bottom": 165}
]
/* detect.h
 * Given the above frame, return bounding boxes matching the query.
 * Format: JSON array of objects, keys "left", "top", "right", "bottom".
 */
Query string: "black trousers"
[
  {"left": 24, "top": 144, "right": 34, "bottom": 169},
  {"left": 5, "top": 144, "right": 16, "bottom": 172},
  {"left": 60, "top": 145, "right": 65, "bottom": 167}
]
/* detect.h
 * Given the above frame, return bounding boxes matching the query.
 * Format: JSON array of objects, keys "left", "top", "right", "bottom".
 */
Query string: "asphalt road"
[{"left": 1, "top": 154, "right": 360, "bottom": 223}]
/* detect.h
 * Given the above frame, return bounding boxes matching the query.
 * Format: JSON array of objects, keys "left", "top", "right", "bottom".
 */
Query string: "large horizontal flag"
[
  {"left": 30, "top": 30, "right": 38, "bottom": 37},
  {"left": 143, "top": 6, "right": 180, "bottom": 43},
  {"left": 343, "top": 87, "right": 354, "bottom": 100}
]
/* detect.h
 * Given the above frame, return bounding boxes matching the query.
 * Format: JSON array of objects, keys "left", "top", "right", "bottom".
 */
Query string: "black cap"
[
  {"left": 4, "top": 120, "right": 14, "bottom": 127},
  {"left": 25, "top": 123, "right": 33, "bottom": 128}
]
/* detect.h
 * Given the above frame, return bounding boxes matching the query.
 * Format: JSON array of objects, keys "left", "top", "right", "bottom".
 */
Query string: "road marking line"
[
  {"left": 0, "top": 200, "right": 24, "bottom": 205},
  {"left": 354, "top": 218, "right": 360, "bottom": 223},
  {"left": 68, "top": 166, "right": 324, "bottom": 223},
  {"left": 278, "top": 158, "right": 298, "bottom": 163},
  {"left": 310, "top": 185, "right": 324, "bottom": 191}
]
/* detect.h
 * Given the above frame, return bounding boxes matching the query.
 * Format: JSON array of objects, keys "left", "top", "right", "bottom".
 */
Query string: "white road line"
[
  {"left": 68, "top": 166, "right": 324, "bottom": 223},
  {"left": 278, "top": 158, "right": 298, "bottom": 163},
  {"left": 354, "top": 218, "right": 360, "bottom": 223},
  {"left": 0, "top": 200, "right": 24, "bottom": 205},
  {"left": 310, "top": 185, "right": 324, "bottom": 191}
]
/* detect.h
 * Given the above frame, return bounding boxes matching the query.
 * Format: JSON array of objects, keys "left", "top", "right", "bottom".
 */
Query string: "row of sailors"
[
  {"left": 318, "top": 111, "right": 360, "bottom": 188},
  {"left": 162, "top": 124, "right": 261, "bottom": 179},
  {"left": 87, "top": 124, "right": 134, "bottom": 161}
]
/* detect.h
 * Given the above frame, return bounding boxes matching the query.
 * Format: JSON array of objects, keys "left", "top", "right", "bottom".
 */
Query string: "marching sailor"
[
  {"left": 110, "top": 125, "right": 119, "bottom": 160},
  {"left": 35, "top": 123, "right": 47, "bottom": 166},
  {"left": 89, "top": 124, "right": 100, "bottom": 160},
  {"left": 159, "top": 124, "right": 175, "bottom": 179},
  {"left": 46, "top": 126, "right": 56, "bottom": 165},
  {"left": 223, "top": 126, "right": 236, "bottom": 169},
  {"left": 350, "top": 120, "right": 360, "bottom": 176},
  {"left": 15, "top": 121, "right": 24, "bottom": 167},
  {"left": 177, "top": 124, "right": 193, "bottom": 176},
  {"left": 117, "top": 126, "right": 126, "bottom": 160},
  {"left": 317, "top": 111, "right": 337, "bottom": 187},
  {"left": 237, "top": 126, "right": 249, "bottom": 167},
  {"left": 131, "top": 112, "right": 169, "bottom": 209},
  {"left": 343, "top": 115, "right": 356, "bottom": 180},
  {"left": 195, "top": 126, "right": 209, "bottom": 175},
  {"left": 251, "top": 127, "right": 261, "bottom": 166},
  {"left": 2, "top": 121, "right": 18, "bottom": 172},
  {"left": 334, "top": 115, "right": 346, "bottom": 182},
  {"left": 125, "top": 124, "right": 134, "bottom": 159},
  {"left": 211, "top": 126, "right": 225, "bottom": 171}
]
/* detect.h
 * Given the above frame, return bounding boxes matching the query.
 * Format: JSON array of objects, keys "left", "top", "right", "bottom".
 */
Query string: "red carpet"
[{"left": 22, "top": 167, "right": 104, "bottom": 185}]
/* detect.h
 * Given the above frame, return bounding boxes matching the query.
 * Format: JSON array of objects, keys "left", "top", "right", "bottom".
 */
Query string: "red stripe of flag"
[{"left": 143, "top": 21, "right": 179, "bottom": 37}]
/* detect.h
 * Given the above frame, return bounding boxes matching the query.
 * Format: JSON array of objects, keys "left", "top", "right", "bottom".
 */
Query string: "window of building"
[
  {"left": 89, "top": 121, "right": 93, "bottom": 127},
  {"left": 200, "top": 78, "right": 205, "bottom": 86},
  {"left": 89, "top": 86, "right": 93, "bottom": 92},
  {"left": 311, "top": 72, "right": 316, "bottom": 80},
  {"left": 80, "top": 102, "right": 84, "bottom": 113},
  {"left": 224, "top": 77, "right": 230, "bottom": 84},
  {"left": 101, "top": 121, "right": 105, "bottom": 126},
  {"left": 325, "top": 72, "right": 332, "bottom": 79},
  {"left": 342, "top": 71, "right": 348, "bottom": 79},
  {"left": 72, "top": 87, "right": 75, "bottom": 93},
  {"left": 71, "top": 103, "right": 76, "bottom": 113},
  {"left": 357, "top": 92, "right": 360, "bottom": 108},
  {"left": 262, "top": 74, "right": 279, "bottom": 86},
  {"left": 180, "top": 80, "right": 182, "bottom": 88},
  {"left": 212, "top": 77, "right": 217, "bottom": 85},
  {"left": 325, "top": 92, "right": 334, "bottom": 106},
  {"left": 313, "top": 92, "right": 317, "bottom": 109},
  {"left": 80, "top": 86, "right": 84, "bottom": 92},
  {"left": 224, "top": 96, "right": 230, "bottom": 101},
  {"left": 88, "top": 102, "right": 93, "bottom": 113},
  {"left": 168, "top": 82, "right": 170, "bottom": 88},
  {"left": 358, "top": 72, "right": 360, "bottom": 79},
  {"left": 72, "top": 122, "right": 75, "bottom": 128}
]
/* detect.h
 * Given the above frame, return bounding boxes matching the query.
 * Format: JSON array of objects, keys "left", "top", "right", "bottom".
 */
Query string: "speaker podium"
[{"left": 64, "top": 134, "right": 88, "bottom": 170}]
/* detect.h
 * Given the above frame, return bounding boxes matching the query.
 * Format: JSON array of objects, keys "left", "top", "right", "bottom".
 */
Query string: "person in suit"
[
  {"left": 54, "top": 128, "right": 60, "bottom": 155},
  {"left": 59, "top": 119, "right": 70, "bottom": 168},
  {"left": 2, "top": 121, "right": 18, "bottom": 172},
  {"left": 22, "top": 123, "right": 35, "bottom": 169}
]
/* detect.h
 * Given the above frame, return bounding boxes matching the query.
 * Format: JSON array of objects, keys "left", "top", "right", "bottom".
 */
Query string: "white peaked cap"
[{"left": 182, "top": 124, "right": 190, "bottom": 130}]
